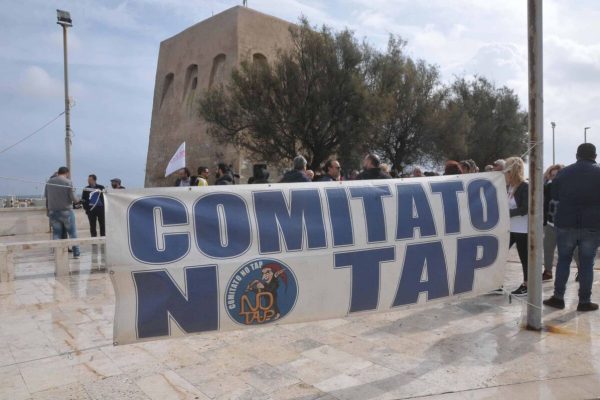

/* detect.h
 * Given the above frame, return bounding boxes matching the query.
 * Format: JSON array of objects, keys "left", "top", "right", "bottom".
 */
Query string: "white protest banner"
[
  {"left": 164, "top": 142, "right": 186, "bottom": 177},
  {"left": 106, "top": 172, "right": 509, "bottom": 345}
]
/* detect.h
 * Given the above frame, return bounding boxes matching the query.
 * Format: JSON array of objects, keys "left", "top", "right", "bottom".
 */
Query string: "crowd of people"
[
  {"left": 44, "top": 143, "right": 600, "bottom": 312},
  {"left": 492, "top": 144, "right": 600, "bottom": 312},
  {"left": 171, "top": 155, "right": 499, "bottom": 187}
]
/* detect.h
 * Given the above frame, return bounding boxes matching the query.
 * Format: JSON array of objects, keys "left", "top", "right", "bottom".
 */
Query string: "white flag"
[{"left": 165, "top": 142, "right": 186, "bottom": 177}]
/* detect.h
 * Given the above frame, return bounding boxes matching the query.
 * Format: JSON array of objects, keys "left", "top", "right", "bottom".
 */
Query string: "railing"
[{"left": 0, "top": 237, "right": 106, "bottom": 281}]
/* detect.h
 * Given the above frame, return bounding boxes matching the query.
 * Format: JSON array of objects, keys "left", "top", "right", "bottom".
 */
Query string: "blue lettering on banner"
[
  {"left": 430, "top": 181, "right": 464, "bottom": 234},
  {"left": 128, "top": 196, "right": 190, "bottom": 264},
  {"left": 396, "top": 184, "right": 437, "bottom": 240},
  {"left": 334, "top": 247, "right": 395, "bottom": 313},
  {"left": 454, "top": 235, "right": 499, "bottom": 294},
  {"left": 349, "top": 186, "right": 391, "bottom": 243},
  {"left": 467, "top": 179, "right": 499, "bottom": 230},
  {"left": 133, "top": 266, "right": 218, "bottom": 338},
  {"left": 393, "top": 241, "right": 449, "bottom": 306},
  {"left": 325, "top": 188, "right": 354, "bottom": 246},
  {"left": 194, "top": 193, "right": 251, "bottom": 258},
  {"left": 254, "top": 190, "right": 326, "bottom": 253}
]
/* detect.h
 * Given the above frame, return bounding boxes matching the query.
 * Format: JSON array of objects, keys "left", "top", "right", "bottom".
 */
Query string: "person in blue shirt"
[
  {"left": 544, "top": 143, "right": 600, "bottom": 312},
  {"left": 81, "top": 174, "right": 105, "bottom": 237}
]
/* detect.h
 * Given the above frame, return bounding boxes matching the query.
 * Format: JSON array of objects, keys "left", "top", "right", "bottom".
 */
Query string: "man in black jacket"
[
  {"left": 544, "top": 143, "right": 600, "bottom": 311},
  {"left": 319, "top": 159, "right": 341, "bottom": 182},
  {"left": 251, "top": 167, "right": 270, "bottom": 184},
  {"left": 357, "top": 154, "right": 391, "bottom": 180},
  {"left": 281, "top": 156, "right": 311, "bottom": 183},
  {"left": 82, "top": 174, "right": 105, "bottom": 237},
  {"left": 215, "top": 163, "right": 235, "bottom": 185}
]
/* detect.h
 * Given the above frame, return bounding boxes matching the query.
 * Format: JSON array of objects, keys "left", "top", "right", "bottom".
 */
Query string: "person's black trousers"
[
  {"left": 87, "top": 207, "right": 106, "bottom": 237},
  {"left": 509, "top": 232, "right": 529, "bottom": 282}
]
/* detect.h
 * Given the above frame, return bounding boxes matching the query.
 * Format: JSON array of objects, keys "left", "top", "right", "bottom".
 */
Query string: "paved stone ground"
[{"left": 1, "top": 246, "right": 599, "bottom": 400}]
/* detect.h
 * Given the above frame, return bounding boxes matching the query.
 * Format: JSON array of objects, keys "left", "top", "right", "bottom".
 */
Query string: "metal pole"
[
  {"left": 62, "top": 24, "right": 72, "bottom": 174},
  {"left": 526, "top": 0, "right": 543, "bottom": 331},
  {"left": 551, "top": 122, "right": 556, "bottom": 165},
  {"left": 584, "top": 127, "right": 590, "bottom": 144}
]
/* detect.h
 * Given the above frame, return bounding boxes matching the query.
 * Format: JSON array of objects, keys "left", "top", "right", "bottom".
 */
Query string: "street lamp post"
[
  {"left": 56, "top": 10, "right": 72, "bottom": 174},
  {"left": 551, "top": 122, "right": 556, "bottom": 165},
  {"left": 584, "top": 127, "right": 591, "bottom": 143},
  {"left": 526, "top": 0, "right": 544, "bottom": 331}
]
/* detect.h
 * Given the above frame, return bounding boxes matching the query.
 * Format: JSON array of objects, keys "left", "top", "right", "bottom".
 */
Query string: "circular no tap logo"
[{"left": 225, "top": 259, "right": 298, "bottom": 325}]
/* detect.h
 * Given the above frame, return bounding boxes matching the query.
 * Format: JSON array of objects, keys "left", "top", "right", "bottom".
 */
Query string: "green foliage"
[
  {"left": 199, "top": 19, "right": 528, "bottom": 172},
  {"left": 365, "top": 36, "right": 444, "bottom": 171},
  {"left": 442, "top": 77, "right": 529, "bottom": 168}
]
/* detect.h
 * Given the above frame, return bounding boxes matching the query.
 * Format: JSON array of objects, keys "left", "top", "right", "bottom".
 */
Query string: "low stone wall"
[{"left": 0, "top": 207, "right": 90, "bottom": 238}]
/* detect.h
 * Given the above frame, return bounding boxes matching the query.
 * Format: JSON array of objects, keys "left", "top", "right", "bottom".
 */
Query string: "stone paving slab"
[{"left": 0, "top": 249, "right": 599, "bottom": 399}]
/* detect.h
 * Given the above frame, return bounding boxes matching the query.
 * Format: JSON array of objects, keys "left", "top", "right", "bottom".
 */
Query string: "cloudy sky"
[{"left": 1, "top": 0, "right": 599, "bottom": 195}]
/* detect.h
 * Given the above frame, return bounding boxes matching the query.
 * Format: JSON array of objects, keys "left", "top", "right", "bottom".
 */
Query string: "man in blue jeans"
[
  {"left": 45, "top": 166, "right": 80, "bottom": 258},
  {"left": 544, "top": 143, "right": 600, "bottom": 311}
]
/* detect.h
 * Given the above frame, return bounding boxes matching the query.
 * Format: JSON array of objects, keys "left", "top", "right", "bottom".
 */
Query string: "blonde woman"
[
  {"left": 544, "top": 164, "right": 563, "bottom": 183},
  {"left": 505, "top": 157, "right": 529, "bottom": 296}
]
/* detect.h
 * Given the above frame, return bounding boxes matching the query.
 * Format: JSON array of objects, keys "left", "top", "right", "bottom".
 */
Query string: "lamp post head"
[
  {"left": 551, "top": 121, "right": 556, "bottom": 128},
  {"left": 584, "top": 127, "right": 591, "bottom": 143},
  {"left": 57, "top": 10, "right": 72, "bottom": 27}
]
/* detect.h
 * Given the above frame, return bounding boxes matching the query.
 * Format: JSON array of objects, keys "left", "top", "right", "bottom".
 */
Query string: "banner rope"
[
  {"left": 0, "top": 175, "right": 107, "bottom": 210},
  {"left": 0, "top": 175, "right": 109, "bottom": 192},
  {"left": 87, "top": 188, "right": 103, "bottom": 211},
  {"left": 521, "top": 139, "right": 542, "bottom": 160},
  {"left": 498, "top": 140, "right": 543, "bottom": 175},
  {"left": 500, "top": 288, "right": 543, "bottom": 310}
]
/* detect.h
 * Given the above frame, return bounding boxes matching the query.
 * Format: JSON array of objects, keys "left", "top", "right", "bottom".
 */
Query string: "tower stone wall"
[{"left": 144, "top": 6, "right": 293, "bottom": 187}]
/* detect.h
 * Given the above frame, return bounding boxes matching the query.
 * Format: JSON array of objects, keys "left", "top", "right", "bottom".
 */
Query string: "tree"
[
  {"left": 428, "top": 94, "right": 473, "bottom": 163},
  {"left": 366, "top": 37, "right": 445, "bottom": 172},
  {"left": 200, "top": 19, "right": 528, "bottom": 173},
  {"left": 199, "top": 19, "right": 371, "bottom": 170},
  {"left": 439, "top": 77, "right": 528, "bottom": 168}
]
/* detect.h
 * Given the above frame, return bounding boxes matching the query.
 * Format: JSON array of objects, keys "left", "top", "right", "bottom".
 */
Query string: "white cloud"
[
  {"left": 545, "top": 36, "right": 600, "bottom": 84},
  {"left": 462, "top": 43, "right": 526, "bottom": 84},
  {"left": 2, "top": 0, "right": 600, "bottom": 194},
  {"left": 14, "top": 65, "right": 89, "bottom": 103},
  {"left": 18, "top": 66, "right": 63, "bottom": 98}
]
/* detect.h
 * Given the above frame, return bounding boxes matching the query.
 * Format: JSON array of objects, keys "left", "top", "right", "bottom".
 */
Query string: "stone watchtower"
[{"left": 144, "top": 6, "right": 293, "bottom": 187}]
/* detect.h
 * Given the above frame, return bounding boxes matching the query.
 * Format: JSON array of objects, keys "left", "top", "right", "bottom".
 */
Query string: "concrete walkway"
[{"left": 1, "top": 247, "right": 599, "bottom": 400}]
